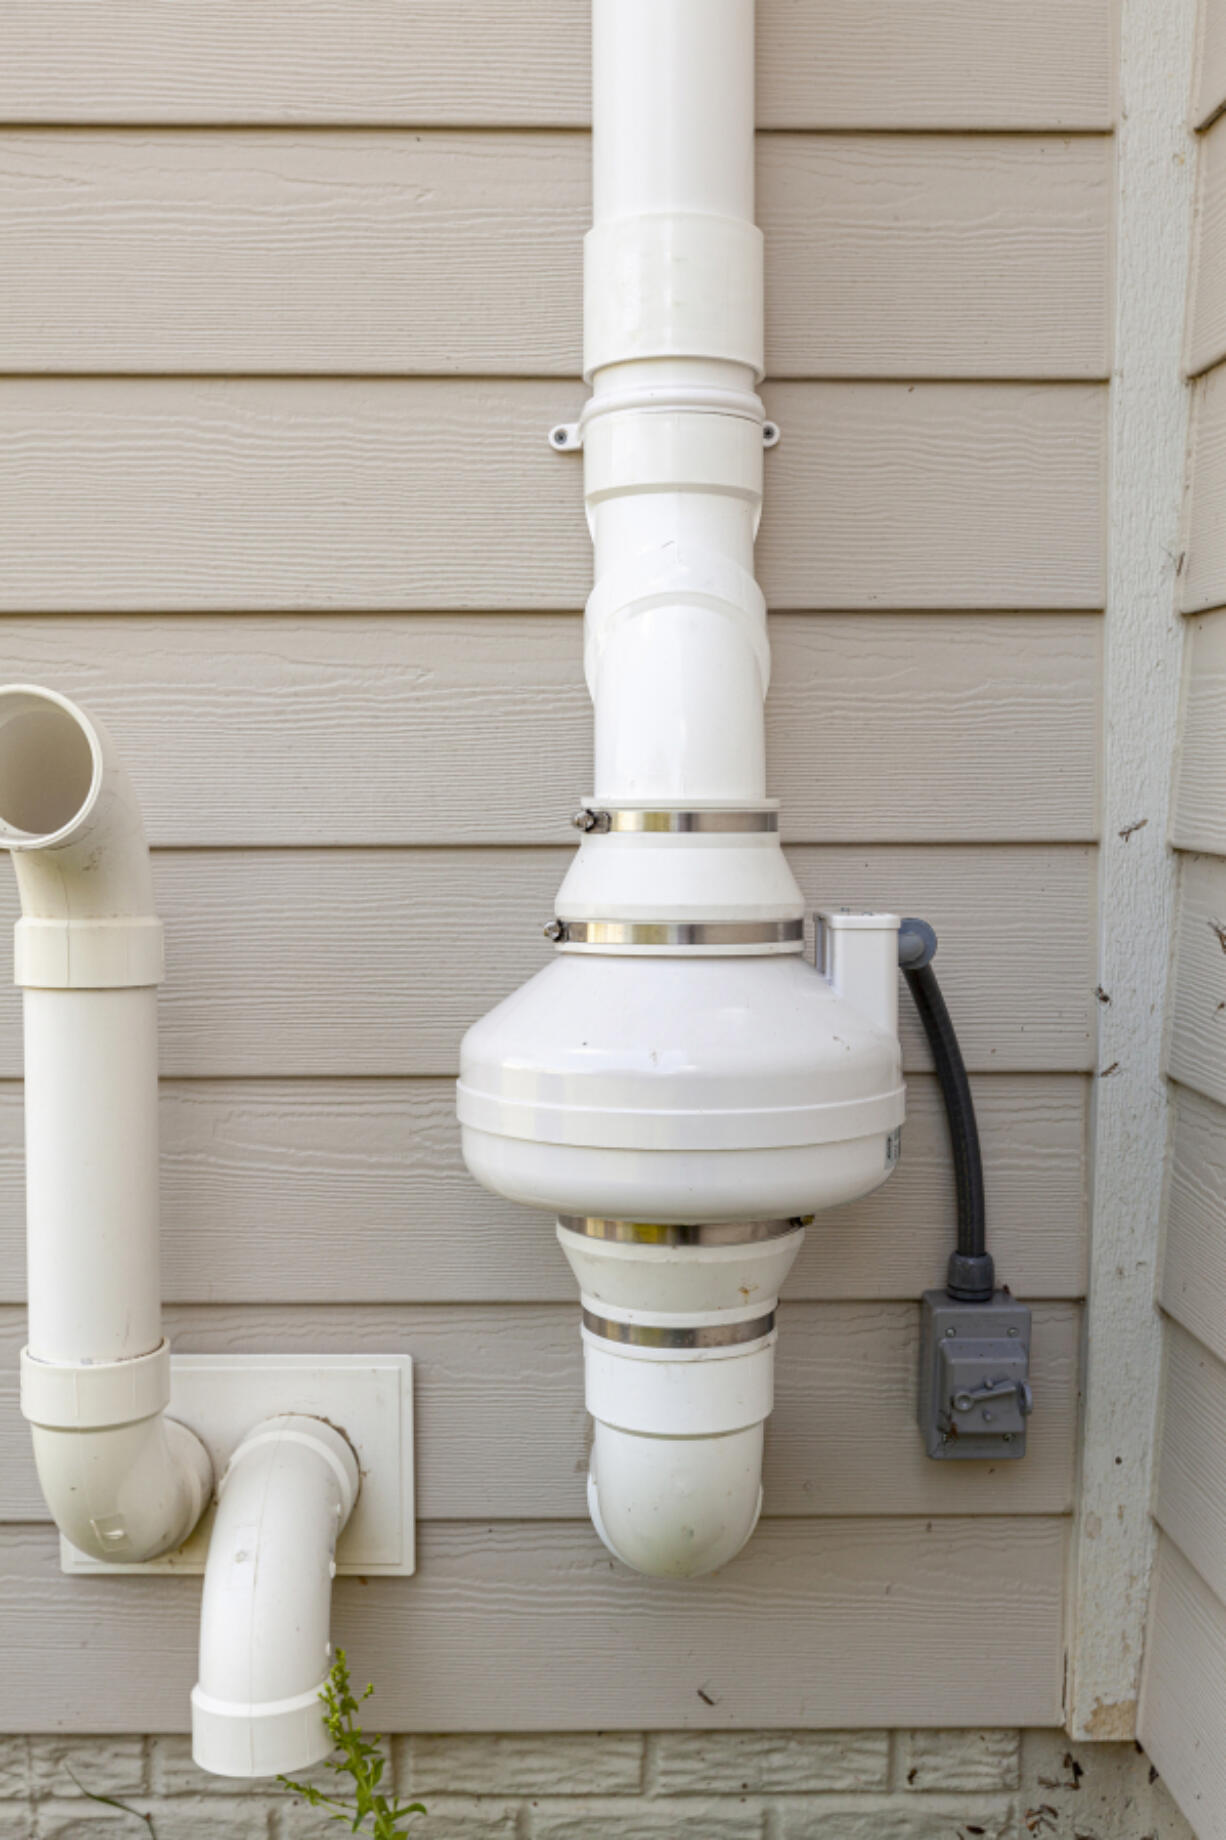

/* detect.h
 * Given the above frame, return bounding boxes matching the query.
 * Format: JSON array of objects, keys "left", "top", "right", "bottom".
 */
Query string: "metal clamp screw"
[
  {"left": 543, "top": 920, "right": 569, "bottom": 943},
  {"left": 572, "top": 808, "right": 612, "bottom": 834}
]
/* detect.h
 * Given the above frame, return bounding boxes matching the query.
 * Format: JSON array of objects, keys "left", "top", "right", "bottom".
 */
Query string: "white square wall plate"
[{"left": 61, "top": 1354, "right": 414, "bottom": 1577}]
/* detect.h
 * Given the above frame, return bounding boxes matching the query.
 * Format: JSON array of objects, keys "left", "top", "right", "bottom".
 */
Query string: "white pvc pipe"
[
  {"left": 566, "top": 0, "right": 781, "bottom": 899},
  {"left": 591, "top": 0, "right": 754, "bottom": 223},
  {"left": 192, "top": 1416, "right": 359, "bottom": 1779},
  {"left": 24, "top": 988, "right": 161, "bottom": 1364},
  {"left": 0, "top": 685, "right": 211, "bottom": 1564},
  {"left": 459, "top": 0, "right": 906, "bottom": 1581},
  {"left": 30, "top": 1413, "right": 210, "bottom": 1564},
  {"left": 0, "top": 685, "right": 163, "bottom": 976},
  {"left": 563, "top": 1222, "right": 805, "bottom": 1577}
]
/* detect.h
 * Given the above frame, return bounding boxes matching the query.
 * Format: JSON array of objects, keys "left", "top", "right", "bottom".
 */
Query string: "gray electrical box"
[{"left": 918, "top": 1290, "right": 1033, "bottom": 1460}]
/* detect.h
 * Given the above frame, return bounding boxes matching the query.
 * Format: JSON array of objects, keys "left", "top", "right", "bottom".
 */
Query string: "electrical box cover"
[{"left": 918, "top": 1290, "right": 1033, "bottom": 1460}]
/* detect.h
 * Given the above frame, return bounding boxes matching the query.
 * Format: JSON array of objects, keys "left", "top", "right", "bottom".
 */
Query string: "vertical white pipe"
[
  {"left": 580, "top": 0, "right": 771, "bottom": 819},
  {"left": 591, "top": 0, "right": 755, "bottom": 221},
  {"left": 24, "top": 988, "right": 161, "bottom": 1364},
  {"left": 0, "top": 684, "right": 212, "bottom": 1565}
]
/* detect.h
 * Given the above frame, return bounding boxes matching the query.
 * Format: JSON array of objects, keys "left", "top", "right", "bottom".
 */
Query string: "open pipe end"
[{"left": 0, "top": 685, "right": 102, "bottom": 852}]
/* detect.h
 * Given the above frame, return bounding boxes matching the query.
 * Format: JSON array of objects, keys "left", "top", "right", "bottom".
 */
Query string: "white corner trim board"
[
  {"left": 1065, "top": 0, "right": 1199, "bottom": 1741},
  {"left": 457, "top": 0, "right": 905, "bottom": 1579}
]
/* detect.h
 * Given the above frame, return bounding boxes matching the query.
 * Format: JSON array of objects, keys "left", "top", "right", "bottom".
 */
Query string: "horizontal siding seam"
[{"left": 1146, "top": 1516, "right": 1226, "bottom": 1616}]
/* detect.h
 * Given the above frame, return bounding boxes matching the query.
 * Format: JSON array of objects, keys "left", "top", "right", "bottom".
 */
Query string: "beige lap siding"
[
  {"left": 0, "top": 0, "right": 1108, "bottom": 1742},
  {"left": 0, "top": 1521, "right": 1065, "bottom": 1729},
  {"left": 0, "top": 0, "right": 1116, "bottom": 128},
  {"left": 0, "top": 380, "right": 1105, "bottom": 612},
  {"left": 0, "top": 613, "right": 1100, "bottom": 846},
  {"left": 0, "top": 1300, "right": 1083, "bottom": 1523},
  {"left": 0, "top": 132, "right": 1111, "bottom": 378},
  {"left": 0, "top": 844, "right": 1097, "bottom": 1078},
  {"left": 0, "top": 1070, "right": 1089, "bottom": 1304}
]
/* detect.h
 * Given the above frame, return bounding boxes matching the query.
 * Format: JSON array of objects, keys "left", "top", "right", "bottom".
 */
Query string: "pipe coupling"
[{"left": 21, "top": 1338, "right": 171, "bottom": 1430}]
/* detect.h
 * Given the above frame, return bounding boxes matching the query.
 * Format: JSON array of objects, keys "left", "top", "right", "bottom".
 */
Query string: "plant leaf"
[
  {"left": 66, "top": 1769, "right": 156, "bottom": 1836},
  {"left": 277, "top": 1651, "right": 426, "bottom": 1839}
]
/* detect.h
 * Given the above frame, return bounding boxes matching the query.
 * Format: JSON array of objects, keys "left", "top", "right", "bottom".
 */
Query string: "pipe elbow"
[
  {"left": 0, "top": 684, "right": 162, "bottom": 989},
  {"left": 21, "top": 1342, "right": 212, "bottom": 1563},
  {"left": 30, "top": 1414, "right": 211, "bottom": 1564},
  {"left": 193, "top": 1416, "right": 360, "bottom": 1779},
  {"left": 573, "top": 1246, "right": 787, "bottom": 1578},
  {"left": 588, "top": 1420, "right": 763, "bottom": 1577}
]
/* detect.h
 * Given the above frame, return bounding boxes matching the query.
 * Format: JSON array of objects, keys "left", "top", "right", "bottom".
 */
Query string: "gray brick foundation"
[{"left": 0, "top": 1731, "right": 1195, "bottom": 1837}]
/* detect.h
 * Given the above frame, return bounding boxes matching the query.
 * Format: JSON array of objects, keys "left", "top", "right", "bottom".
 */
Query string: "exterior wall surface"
[
  {"left": 0, "top": 0, "right": 1129, "bottom": 1800},
  {"left": 0, "top": 1731, "right": 1195, "bottom": 1840},
  {"left": 1138, "top": 4, "right": 1226, "bottom": 1829}
]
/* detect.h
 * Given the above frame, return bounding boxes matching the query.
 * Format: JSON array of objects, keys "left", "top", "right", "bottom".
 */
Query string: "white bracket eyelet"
[{"left": 548, "top": 423, "right": 583, "bottom": 452}]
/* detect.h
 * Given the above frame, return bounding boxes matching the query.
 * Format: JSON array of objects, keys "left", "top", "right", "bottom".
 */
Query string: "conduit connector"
[{"left": 0, "top": 685, "right": 213, "bottom": 1564}]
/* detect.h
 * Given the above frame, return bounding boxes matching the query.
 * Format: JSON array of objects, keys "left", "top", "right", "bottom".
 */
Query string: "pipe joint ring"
[
  {"left": 583, "top": 214, "right": 765, "bottom": 379},
  {"left": 546, "top": 917, "right": 804, "bottom": 950},
  {"left": 560, "top": 1215, "right": 809, "bottom": 1246},
  {"left": 582, "top": 1309, "right": 776, "bottom": 1349},
  {"left": 579, "top": 384, "right": 765, "bottom": 432},
  {"left": 571, "top": 807, "right": 778, "bottom": 836},
  {"left": 15, "top": 915, "right": 165, "bottom": 990},
  {"left": 221, "top": 1415, "right": 361, "bottom": 1521},
  {"left": 20, "top": 1338, "right": 171, "bottom": 1430}
]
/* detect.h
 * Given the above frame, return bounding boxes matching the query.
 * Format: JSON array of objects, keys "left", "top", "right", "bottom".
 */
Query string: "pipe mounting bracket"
[{"left": 58, "top": 1353, "right": 415, "bottom": 1577}]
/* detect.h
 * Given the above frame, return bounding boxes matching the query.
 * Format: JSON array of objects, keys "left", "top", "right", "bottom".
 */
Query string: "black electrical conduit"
[{"left": 896, "top": 919, "right": 995, "bottom": 1304}]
